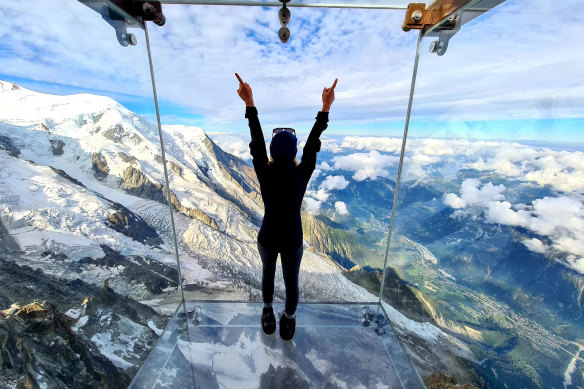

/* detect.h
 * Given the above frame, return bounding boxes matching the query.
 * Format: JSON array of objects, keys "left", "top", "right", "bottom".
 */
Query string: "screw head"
[
  {"left": 411, "top": 10, "right": 423, "bottom": 23},
  {"left": 127, "top": 33, "right": 137, "bottom": 46},
  {"left": 429, "top": 40, "right": 442, "bottom": 53}
]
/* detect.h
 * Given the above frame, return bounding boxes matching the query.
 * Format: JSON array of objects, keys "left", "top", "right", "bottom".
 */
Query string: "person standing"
[{"left": 235, "top": 73, "right": 337, "bottom": 341}]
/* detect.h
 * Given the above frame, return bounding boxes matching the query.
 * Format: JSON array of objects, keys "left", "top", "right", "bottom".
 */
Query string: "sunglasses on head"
[{"left": 272, "top": 128, "right": 296, "bottom": 137}]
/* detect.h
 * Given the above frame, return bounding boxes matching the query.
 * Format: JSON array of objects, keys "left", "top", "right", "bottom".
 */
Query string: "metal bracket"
[
  {"left": 78, "top": 0, "right": 166, "bottom": 47},
  {"left": 401, "top": 2, "right": 460, "bottom": 32},
  {"left": 402, "top": 0, "right": 506, "bottom": 56}
]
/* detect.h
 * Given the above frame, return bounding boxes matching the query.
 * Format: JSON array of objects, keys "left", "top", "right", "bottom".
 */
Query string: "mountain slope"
[{"left": 0, "top": 80, "right": 483, "bottom": 388}]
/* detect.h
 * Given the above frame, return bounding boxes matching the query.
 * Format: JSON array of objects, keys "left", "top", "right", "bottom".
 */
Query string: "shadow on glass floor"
[{"left": 129, "top": 302, "right": 425, "bottom": 389}]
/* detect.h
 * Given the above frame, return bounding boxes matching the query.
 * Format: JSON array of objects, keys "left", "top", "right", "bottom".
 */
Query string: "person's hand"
[
  {"left": 235, "top": 73, "right": 254, "bottom": 107},
  {"left": 321, "top": 78, "right": 338, "bottom": 112}
]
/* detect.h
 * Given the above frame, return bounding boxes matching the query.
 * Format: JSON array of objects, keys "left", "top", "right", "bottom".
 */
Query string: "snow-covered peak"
[
  {"left": 163, "top": 124, "right": 207, "bottom": 141},
  {"left": 0, "top": 80, "right": 129, "bottom": 127},
  {"left": 0, "top": 79, "right": 262, "bottom": 241},
  {"left": 0, "top": 80, "right": 20, "bottom": 93}
]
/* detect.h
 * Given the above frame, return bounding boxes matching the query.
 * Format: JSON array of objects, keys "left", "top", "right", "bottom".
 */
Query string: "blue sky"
[{"left": 0, "top": 0, "right": 583, "bottom": 142}]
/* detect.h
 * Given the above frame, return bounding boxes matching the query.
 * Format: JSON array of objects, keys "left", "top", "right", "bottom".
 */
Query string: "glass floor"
[{"left": 129, "top": 302, "right": 425, "bottom": 388}]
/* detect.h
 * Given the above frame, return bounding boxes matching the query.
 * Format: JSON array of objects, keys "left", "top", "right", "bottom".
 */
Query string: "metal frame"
[
  {"left": 402, "top": 0, "right": 505, "bottom": 55},
  {"left": 157, "top": 0, "right": 408, "bottom": 9}
]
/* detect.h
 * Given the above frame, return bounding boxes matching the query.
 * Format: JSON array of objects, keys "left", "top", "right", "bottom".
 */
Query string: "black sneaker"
[
  {"left": 261, "top": 307, "right": 276, "bottom": 335},
  {"left": 279, "top": 313, "right": 295, "bottom": 341}
]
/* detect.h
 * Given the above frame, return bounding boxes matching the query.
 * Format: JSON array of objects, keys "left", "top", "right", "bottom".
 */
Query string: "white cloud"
[
  {"left": 335, "top": 201, "right": 349, "bottom": 215},
  {"left": 331, "top": 150, "right": 398, "bottom": 181},
  {"left": 485, "top": 201, "right": 531, "bottom": 227},
  {"left": 5, "top": 0, "right": 583, "bottom": 135},
  {"left": 443, "top": 179, "right": 506, "bottom": 209},
  {"left": 208, "top": 133, "right": 249, "bottom": 159},
  {"left": 320, "top": 139, "right": 343, "bottom": 153},
  {"left": 529, "top": 196, "right": 584, "bottom": 237},
  {"left": 308, "top": 189, "right": 330, "bottom": 202},
  {"left": 484, "top": 196, "right": 584, "bottom": 257},
  {"left": 319, "top": 175, "right": 349, "bottom": 191},
  {"left": 340, "top": 136, "right": 402, "bottom": 153},
  {"left": 444, "top": 179, "right": 584, "bottom": 272},
  {"left": 303, "top": 197, "right": 321, "bottom": 213},
  {"left": 566, "top": 256, "right": 584, "bottom": 274},
  {"left": 468, "top": 144, "right": 584, "bottom": 193},
  {"left": 523, "top": 238, "right": 546, "bottom": 254},
  {"left": 319, "top": 161, "right": 333, "bottom": 171},
  {"left": 443, "top": 193, "right": 466, "bottom": 209}
]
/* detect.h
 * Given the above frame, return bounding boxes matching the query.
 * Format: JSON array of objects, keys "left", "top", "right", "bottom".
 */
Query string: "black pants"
[{"left": 257, "top": 242, "right": 303, "bottom": 316}]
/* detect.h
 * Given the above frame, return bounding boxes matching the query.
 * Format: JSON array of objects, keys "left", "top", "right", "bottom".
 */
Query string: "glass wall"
[
  {"left": 0, "top": 1, "right": 181, "bottom": 387},
  {"left": 144, "top": 3, "right": 416, "bottom": 306},
  {"left": 382, "top": 0, "right": 584, "bottom": 387}
]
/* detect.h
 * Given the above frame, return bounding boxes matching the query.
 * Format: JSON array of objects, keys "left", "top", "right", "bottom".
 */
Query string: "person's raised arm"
[
  {"left": 236, "top": 73, "right": 268, "bottom": 174},
  {"left": 236, "top": 73, "right": 255, "bottom": 107},
  {"left": 299, "top": 78, "right": 338, "bottom": 178},
  {"left": 321, "top": 78, "right": 337, "bottom": 113}
]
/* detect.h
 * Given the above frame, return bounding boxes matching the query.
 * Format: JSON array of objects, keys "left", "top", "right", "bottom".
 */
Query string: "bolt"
[
  {"left": 121, "top": 33, "right": 137, "bottom": 46},
  {"left": 411, "top": 10, "right": 423, "bottom": 23},
  {"left": 429, "top": 40, "right": 443, "bottom": 53}
]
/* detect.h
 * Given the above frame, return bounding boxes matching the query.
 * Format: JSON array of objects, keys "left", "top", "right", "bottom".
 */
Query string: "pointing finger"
[
  {"left": 331, "top": 78, "right": 338, "bottom": 90},
  {"left": 235, "top": 73, "right": 244, "bottom": 84}
]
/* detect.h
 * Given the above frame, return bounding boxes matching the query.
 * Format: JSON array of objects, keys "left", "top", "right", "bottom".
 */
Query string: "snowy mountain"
[{"left": 0, "top": 80, "right": 477, "bottom": 387}]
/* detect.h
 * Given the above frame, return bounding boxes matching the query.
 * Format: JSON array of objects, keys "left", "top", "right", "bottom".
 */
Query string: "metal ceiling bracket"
[
  {"left": 78, "top": 0, "right": 166, "bottom": 47},
  {"left": 402, "top": 0, "right": 505, "bottom": 55},
  {"left": 401, "top": 2, "right": 461, "bottom": 32}
]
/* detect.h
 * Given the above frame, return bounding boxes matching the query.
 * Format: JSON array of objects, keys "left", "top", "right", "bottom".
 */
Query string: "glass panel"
[
  {"left": 0, "top": 1, "right": 181, "bottom": 387},
  {"left": 145, "top": 3, "right": 416, "bottom": 306},
  {"left": 128, "top": 303, "right": 194, "bottom": 388},
  {"left": 383, "top": 0, "right": 584, "bottom": 387},
  {"left": 130, "top": 301, "right": 425, "bottom": 388}
]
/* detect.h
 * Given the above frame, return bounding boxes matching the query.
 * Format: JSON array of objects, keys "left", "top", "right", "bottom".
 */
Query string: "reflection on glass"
[
  {"left": 0, "top": 1, "right": 180, "bottom": 387},
  {"left": 383, "top": 0, "right": 584, "bottom": 387},
  {"left": 147, "top": 4, "right": 415, "bottom": 309},
  {"left": 130, "top": 301, "right": 425, "bottom": 388}
]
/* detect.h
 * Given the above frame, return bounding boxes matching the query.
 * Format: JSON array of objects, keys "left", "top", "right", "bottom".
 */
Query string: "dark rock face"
[
  {"left": 259, "top": 364, "right": 309, "bottom": 389},
  {"left": 0, "top": 257, "right": 170, "bottom": 388},
  {"left": 105, "top": 200, "right": 163, "bottom": 246},
  {"left": 49, "top": 140, "right": 65, "bottom": 156},
  {"left": 424, "top": 372, "right": 480, "bottom": 389},
  {"left": 92, "top": 152, "right": 109, "bottom": 181},
  {"left": 122, "top": 166, "right": 165, "bottom": 203},
  {"left": 49, "top": 167, "right": 85, "bottom": 187},
  {"left": 122, "top": 166, "right": 219, "bottom": 230},
  {"left": 0, "top": 135, "right": 20, "bottom": 157},
  {"left": 0, "top": 221, "right": 20, "bottom": 256},
  {"left": 302, "top": 213, "right": 381, "bottom": 269},
  {"left": 382, "top": 266, "right": 433, "bottom": 323},
  {"left": 103, "top": 124, "right": 125, "bottom": 144},
  {"left": 0, "top": 301, "right": 131, "bottom": 389},
  {"left": 118, "top": 152, "right": 137, "bottom": 165},
  {"left": 155, "top": 154, "right": 184, "bottom": 177},
  {"left": 79, "top": 245, "right": 178, "bottom": 294},
  {"left": 203, "top": 136, "right": 263, "bottom": 224},
  {"left": 103, "top": 124, "right": 141, "bottom": 145}
]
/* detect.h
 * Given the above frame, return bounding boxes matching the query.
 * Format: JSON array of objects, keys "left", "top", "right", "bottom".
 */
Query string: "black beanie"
[{"left": 270, "top": 131, "right": 298, "bottom": 162}]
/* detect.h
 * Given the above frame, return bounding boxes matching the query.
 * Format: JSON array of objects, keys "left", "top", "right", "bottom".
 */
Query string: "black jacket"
[{"left": 246, "top": 106, "right": 329, "bottom": 250}]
